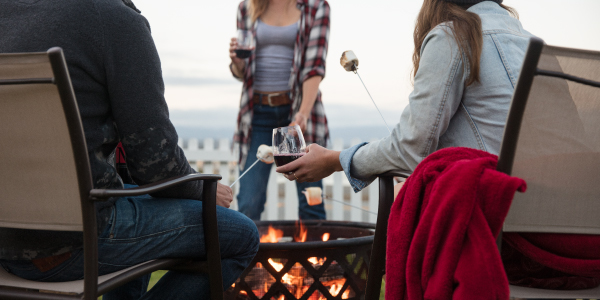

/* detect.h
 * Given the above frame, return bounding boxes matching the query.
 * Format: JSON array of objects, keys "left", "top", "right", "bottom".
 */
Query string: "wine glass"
[
  {"left": 235, "top": 29, "right": 254, "bottom": 59},
  {"left": 272, "top": 125, "right": 306, "bottom": 167}
]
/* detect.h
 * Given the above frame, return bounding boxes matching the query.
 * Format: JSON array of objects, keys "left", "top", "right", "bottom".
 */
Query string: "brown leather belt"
[{"left": 252, "top": 92, "right": 292, "bottom": 106}]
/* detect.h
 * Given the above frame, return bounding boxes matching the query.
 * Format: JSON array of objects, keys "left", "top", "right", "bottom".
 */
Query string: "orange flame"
[
  {"left": 326, "top": 279, "right": 346, "bottom": 297},
  {"left": 294, "top": 220, "right": 307, "bottom": 242},
  {"left": 322, "top": 232, "right": 330, "bottom": 241},
  {"left": 268, "top": 258, "right": 284, "bottom": 272},
  {"left": 307, "top": 257, "right": 326, "bottom": 265},
  {"left": 260, "top": 225, "right": 283, "bottom": 243}
]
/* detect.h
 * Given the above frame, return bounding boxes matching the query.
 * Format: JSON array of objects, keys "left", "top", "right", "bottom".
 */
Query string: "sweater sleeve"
[{"left": 97, "top": 0, "right": 203, "bottom": 200}]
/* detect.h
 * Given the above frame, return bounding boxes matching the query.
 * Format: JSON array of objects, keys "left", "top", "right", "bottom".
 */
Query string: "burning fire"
[
  {"left": 268, "top": 258, "right": 284, "bottom": 272},
  {"left": 260, "top": 225, "right": 283, "bottom": 243},
  {"left": 307, "top": 257, "right": 325, "bottom": 265},
  {"left": 246, "top": 222, "right": 350, "bottom": 300},
  {"left": 324, "top": 279, "right": 350, "bottom": 298},
  {"left": 294, "top": 220, "right": 307, "bottom": 242}
]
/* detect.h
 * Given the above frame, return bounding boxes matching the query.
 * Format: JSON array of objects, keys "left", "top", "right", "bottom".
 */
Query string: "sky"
[{"left": 132, "top": 0, "right": 600, "bottom": 140}]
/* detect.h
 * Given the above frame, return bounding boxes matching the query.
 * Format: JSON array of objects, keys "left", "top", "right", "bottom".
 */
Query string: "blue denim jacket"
[{"left": 340, "top": 1, "right": 534, "bottom": 192}]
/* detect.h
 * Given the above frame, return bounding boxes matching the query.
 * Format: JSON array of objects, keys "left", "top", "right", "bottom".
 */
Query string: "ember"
[{"left": 226, "top": 220, "right": 375, "bottom": 300}]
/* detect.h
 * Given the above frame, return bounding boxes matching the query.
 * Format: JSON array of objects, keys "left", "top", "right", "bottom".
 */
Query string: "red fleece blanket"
[{"left": 385, "top": 147, "right": 526, "bottom": 300}]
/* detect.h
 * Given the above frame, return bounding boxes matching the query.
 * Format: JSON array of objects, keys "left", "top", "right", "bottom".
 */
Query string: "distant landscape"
[{"left": 170, "top": 104, "right": 401, "bottom": 148}]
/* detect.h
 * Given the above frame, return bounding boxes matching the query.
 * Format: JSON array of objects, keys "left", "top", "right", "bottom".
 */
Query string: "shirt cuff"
[{"left": 339, "top": 142, "right": 374, "bottom": 193}]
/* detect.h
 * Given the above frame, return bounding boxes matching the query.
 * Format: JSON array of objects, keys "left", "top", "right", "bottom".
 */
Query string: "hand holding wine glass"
[
  {"left": 275, "top": 143, "right": 343, "bottom": 183},
  {"left": 273, "top": 125, "right": 306, "bottom": 168},
  {"left": 235, "top": 29, "right": 254, "bottom": 58},
  {"left": 229, "top": 30, "right": 254, "bottom": 75}
]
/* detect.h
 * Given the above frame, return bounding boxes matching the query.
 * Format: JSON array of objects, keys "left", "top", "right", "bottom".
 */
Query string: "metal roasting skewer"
[
  {"left": 353, "top": 62, "right": 392, "bottom": 134},
  {"left": 324, "top": 196, "right": 377, "bottom": 215},
  {"left": 230, "top": 158, "right": 261, "bottom": 188}
]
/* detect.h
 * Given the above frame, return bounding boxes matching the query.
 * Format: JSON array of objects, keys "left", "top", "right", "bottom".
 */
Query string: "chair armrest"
[
  {"left": 89, "top": 173, "right": 222, "bottom": 200},
  {"left": 378, "top": 169, "right": 411, "bottom": 179}
]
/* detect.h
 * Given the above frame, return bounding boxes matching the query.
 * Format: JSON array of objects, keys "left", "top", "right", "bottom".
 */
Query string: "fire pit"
[{"left": 226, "top": 220, "right": 375, "bottom": 300}]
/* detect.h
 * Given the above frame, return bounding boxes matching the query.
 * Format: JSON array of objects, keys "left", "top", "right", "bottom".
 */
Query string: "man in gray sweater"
[{"left": 0, "top": 0, "right": 259, "bottom": 299}]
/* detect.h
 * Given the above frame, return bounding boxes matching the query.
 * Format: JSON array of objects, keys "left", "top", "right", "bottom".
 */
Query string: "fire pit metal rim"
[
  {"left": 258, "top": 235, "right": 373, "bottom": 250},
  {"left": 254, "top": 220, "right": 376, "bottom": 230},
  {"left": 254, "top": 220, "right": 376, "bottom": 250}
]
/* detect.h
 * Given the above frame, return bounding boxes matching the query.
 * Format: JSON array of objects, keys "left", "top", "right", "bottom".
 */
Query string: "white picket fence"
[{"left": 178, "top": 138, "right": 380, "bottom": 223}]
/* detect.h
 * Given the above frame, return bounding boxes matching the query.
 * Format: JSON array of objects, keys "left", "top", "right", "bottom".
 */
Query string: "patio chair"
[
  {"left": 364, "top": 37, "right": 600, "bottom": 300},
  {"left": 496, "top": 37, "right": 600, "bottom": 298},
  {"left": 0, "top": 48, "right": 224, "bottom": 300}
]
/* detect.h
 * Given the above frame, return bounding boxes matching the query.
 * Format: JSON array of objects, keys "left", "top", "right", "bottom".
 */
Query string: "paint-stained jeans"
[
  {"left": 237, "top": 103, "right": 326, "bottom": 220},
  {"left": 0, "top": 189, "right": 259, "bottom": 299}
]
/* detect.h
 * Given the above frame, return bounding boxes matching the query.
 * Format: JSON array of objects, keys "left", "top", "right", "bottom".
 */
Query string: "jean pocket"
[{"left": 99, "top": 206, "right": 117, "bottom": 240}]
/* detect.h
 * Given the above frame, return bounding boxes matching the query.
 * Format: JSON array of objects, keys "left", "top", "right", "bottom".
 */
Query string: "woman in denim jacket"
[{"left": 277, "top": 0, "right": 535, "bottom": 192}]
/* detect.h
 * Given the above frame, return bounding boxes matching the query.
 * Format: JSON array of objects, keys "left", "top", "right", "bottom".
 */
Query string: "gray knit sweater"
[{"left": 0, "top": 0, "right": 201, "bottom": 260}]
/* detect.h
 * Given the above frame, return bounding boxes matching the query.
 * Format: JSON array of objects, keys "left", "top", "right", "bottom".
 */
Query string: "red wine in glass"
[
  {"left": 235, "top": 49, "right": 252, "bottom": 59},
  {"left": 236, "top": 30, "right": 253, "bottom": 59},
  {"left": 274, "top": 153, "right": 305, "bottom": 167},
  {"left": 272, "top": 125, "right": 306, "bottom": 169}
]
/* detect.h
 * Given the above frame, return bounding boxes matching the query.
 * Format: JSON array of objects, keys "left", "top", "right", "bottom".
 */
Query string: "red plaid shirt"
[{"left": 232, "top": 0, "right": 330, "bottom": 168}]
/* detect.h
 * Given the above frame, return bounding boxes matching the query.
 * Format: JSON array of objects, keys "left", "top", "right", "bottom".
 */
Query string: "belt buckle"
[{"left": 267, "top": 93, "right": 277, "bottom": 106}]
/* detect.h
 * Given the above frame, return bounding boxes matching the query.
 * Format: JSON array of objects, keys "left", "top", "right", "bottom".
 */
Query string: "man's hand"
[
  {"left": 289, "top": 112, "right": 308, "bottom": 133},
  {"left": 276, "top": 144, "right": 343, "bottom": 183},
  {"left": 216, "top": 182, "right": 233, "bottom": 208}
]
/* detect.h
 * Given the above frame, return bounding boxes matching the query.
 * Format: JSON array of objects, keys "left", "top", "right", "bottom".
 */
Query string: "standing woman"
[{"left": 229, "top": 0, "right": 330, "bottom": 220}]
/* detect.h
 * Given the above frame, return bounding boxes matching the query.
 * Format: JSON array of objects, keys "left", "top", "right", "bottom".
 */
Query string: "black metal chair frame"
[
  {"left": 0, "top": 48, "right": 224, "bottom": 300},
  {"left": 365, "top": 170, "right": 410, "bottom": 300}
]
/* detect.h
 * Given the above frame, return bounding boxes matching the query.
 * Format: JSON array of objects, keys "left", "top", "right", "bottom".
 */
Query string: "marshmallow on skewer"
[
  {"left": 303, "top": 187, "right": 323, "bottom": 206},
  {"left": 340, "top": 50, "right": 359, "bottom": 72},
  {"left": 257, "top": 144, "right": 274, "bottom": 164}
]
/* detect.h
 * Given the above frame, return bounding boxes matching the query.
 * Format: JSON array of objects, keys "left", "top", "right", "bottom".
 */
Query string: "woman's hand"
[
  {"left": 229, "top": 37, "right": 245, "bottom": 76},
  {"left": 276, "top": 144, "right": 343, "bottom": 183},
  {"left": 216, "top": 182, "right": 233, "bottom": 208},
  {"left": 289, "top": 112, "right": 309, "bottom": 132}
]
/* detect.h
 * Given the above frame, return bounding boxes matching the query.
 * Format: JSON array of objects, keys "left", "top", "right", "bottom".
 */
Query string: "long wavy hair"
[
  {"left": 249, "top": 0, "right": 269, "bottom": 23},
  {"left": 413, "top": 0, "right": 517, "bottom": 86}
]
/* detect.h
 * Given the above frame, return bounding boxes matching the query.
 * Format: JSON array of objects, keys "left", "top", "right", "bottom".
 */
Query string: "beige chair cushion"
[
  {"left": 510, "top": 284, "right": 600, "bottom": 299},
  {"left": 0, "top": 52, "right": 82, "bottom": 232},
  {"left": 0, "top": 260, "right": 157, "bottom": 295}
]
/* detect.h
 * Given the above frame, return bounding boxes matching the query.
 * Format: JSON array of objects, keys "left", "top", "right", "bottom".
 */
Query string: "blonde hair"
[{"left": 249, "top": 0, "right": 269, "bottom": 23}]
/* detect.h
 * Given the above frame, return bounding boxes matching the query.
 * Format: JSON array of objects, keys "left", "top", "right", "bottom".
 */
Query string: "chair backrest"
[
  {"left": 498, "top": 37, "right": 600, "bottom": 234},
  {"left": 0, "top": 48, "right": 92, "bottom": 232}
]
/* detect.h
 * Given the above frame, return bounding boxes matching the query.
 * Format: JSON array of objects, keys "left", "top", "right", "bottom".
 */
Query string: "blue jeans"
[
  {"left": 0, "top": 189, "right": 260, "bottom": 299},
  {"left": 237, "top": 103, "right": 326, "bottom": 220}
]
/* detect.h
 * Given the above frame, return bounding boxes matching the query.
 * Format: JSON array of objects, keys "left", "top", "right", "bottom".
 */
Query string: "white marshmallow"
[
  {"left": 302, "top": 187, "right": 323, "bottom": 206},
  {"left": 257, "top": 144, "right": 274, "bottom": 164},
  {"left": 340, "top": 50, "right": 359, "bottom": 72}
]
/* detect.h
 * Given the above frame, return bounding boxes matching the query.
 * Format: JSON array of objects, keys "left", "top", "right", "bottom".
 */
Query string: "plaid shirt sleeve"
[
  {"left": 230, "top": 1, "right": 247, "bottom": 81},
  {"left": 300, "top": 0, "right": 330, "bottom": 83}
]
